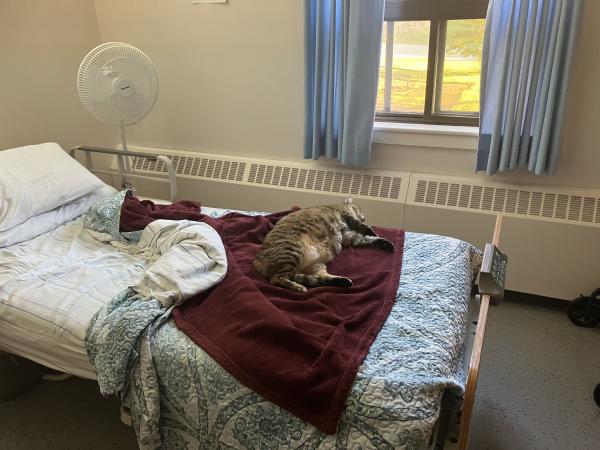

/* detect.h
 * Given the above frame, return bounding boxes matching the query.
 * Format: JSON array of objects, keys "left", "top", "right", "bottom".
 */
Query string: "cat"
[{"left": 253, "top": 198, "right": 394, "bottom": 293}]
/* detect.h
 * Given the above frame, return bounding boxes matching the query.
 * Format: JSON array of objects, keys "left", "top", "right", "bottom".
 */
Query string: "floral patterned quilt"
[{"left": 85, "top": 198, "right": 482, "bottom": 450}]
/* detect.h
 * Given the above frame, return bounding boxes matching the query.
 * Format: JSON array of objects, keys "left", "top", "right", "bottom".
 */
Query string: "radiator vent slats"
[
  {"left": 470, "top": 186, "right": 482, "bottom": 210},
  {"left": 505, "top": 189, "right": 518, "bottom": 214},
  {"left": 390, "top": 178, "right": 403, "bottom": 199},
  {"left": 582, "top": 197, "right": 596, "bottom": 223},
  {"left": 131, "top": 153, "right": 599, "bottom": 225},
  {"left": 134, "top": 155, "right": 246, "bottom": 183},
  {"left": 459, "top": 185, "right": 471, "bottom": 209},
  {"left": 415, "top": 180, "right": 427, "bottom": 203},
  {"left": 425, "top": 181, "right": 437, "bottom": 204},
  {"left": 493, "top": 188, "right": 506, "bottom": 212},
  {"left": 245, "top": 164, "right": 404, "bottom": 200},
  {"left": 436, "top": 182, "right": 449, "bottom": 206},
  {"left": 482, "top": 187, "right": 494, "bottom": 211},
  {"left": 569, "top": 196, "right": 582, "bottom": 221},
  {"left": 530, "top": 192, "right": 543, "bottom": 216},
  {"left": 412, "top": 177, "right": 600, "bottom": 226},
  {"left": 132, "top": 156, "right": 406, "bottom": 201}
]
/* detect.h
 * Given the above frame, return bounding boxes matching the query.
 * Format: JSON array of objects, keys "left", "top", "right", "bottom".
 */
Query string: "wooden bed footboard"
[{"left": 456, "top": 214, "right": 505, "bottom": 450}]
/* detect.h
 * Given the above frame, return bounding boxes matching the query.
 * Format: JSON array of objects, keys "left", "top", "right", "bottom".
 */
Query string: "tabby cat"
[{"left": 253, "top": 198, "right": 394, "bottom": 293}]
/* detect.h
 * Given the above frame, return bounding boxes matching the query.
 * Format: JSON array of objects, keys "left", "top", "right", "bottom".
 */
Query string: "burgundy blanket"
[
  {"left": 119, "top": 197, "right": 405, "bottom": 434},
  {"left": 119, "top": 194, "right": 202, "bottom": 232}
]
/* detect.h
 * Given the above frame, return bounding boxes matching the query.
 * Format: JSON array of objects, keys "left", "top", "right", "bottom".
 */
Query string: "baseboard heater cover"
[
  {"left": 113, "top": 146, "right": 600, "bottom": 229},
  {"left": 121, "top": 146, "right": 410, "bottom": 204}
]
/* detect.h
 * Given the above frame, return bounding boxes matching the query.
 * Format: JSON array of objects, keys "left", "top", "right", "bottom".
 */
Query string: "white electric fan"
[{"left": 77, "top": 41, "right": 159, "bottom": 158}]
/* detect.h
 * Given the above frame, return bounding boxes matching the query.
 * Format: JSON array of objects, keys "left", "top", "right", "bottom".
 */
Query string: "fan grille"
[{"left": 77, "top": 42, "right": 158, "bottom": 126}]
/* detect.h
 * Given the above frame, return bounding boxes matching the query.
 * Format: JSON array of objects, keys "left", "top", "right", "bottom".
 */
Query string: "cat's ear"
[{"left": 344, "top": 196, "right": 353, "bottom": 204}]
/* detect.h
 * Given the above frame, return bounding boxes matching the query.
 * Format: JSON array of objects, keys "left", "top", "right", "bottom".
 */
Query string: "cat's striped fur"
[{"left": 253, "top": 199, "right": 394, "bottom": 293}]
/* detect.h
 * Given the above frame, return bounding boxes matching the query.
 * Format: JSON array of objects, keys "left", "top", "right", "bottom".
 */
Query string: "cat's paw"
[
  {"left": 360, "top": 224, "right": 378, "bottom": 236},
  {"left": 293, "top": 284, "right": 308, "bottom": 293},
  {"left": 375, "top": 238, "right": 394, "bottom": 252},
  {"left": 330, "top": 277, "right": 353, "bottom": 288}
]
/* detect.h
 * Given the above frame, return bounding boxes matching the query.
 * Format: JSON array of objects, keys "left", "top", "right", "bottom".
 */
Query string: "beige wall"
[
  {"left": 0, "top": 0, "right": 111, "bottom": 152},
  {"left": 94, "top": 0, "right": 304, "bottom": 160},
  {"left": 0, "top": 0, "right": 596, "bottom": 187},
  {"left": 94, "top": 0, "right": 600, "bottom": 189}
]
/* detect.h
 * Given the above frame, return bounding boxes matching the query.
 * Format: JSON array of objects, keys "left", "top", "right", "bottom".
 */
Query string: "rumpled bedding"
[
  {"left": 83, "top": 193, "right": 482, "bottom": 450},
  {"left": 119, "top": 193, "right": 204, "bottom": 232},
  {"left": 83, "top": 193, "right": 227, "bottom": 447}
]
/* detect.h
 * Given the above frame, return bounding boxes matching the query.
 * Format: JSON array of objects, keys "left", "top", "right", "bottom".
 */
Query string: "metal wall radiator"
[{"left": 103, "top": 146, "right": 600, "bottom": 300}]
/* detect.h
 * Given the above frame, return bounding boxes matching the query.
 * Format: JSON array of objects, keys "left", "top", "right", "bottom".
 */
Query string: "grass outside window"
[{"left": 377, "top": 19, "right": 485, "bottom": 126}]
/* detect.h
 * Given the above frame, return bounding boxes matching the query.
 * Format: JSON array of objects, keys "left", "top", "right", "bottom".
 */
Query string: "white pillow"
[
  {"left": 0, "top": 142, "right": 105, "bottom": 232},
  {"left": 0, "top": 184, "right": 116, "bottom": 248}
]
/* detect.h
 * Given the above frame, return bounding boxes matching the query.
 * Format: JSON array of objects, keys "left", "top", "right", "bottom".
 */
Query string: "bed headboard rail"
[{"left": 69, "top": 146, "right": 177, "bottom": 202}]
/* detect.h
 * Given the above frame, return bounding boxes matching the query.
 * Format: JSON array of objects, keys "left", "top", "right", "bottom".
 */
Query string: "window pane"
[
  {"left": 438, "top": 19, "right": 485, "bottom": 115},
  {"left": 377, "top": 21, "right": 430, "bottom": 115}
]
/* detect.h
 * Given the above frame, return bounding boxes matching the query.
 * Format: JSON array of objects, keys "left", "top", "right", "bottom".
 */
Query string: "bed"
[{"left": 0, "top": 144, "right": 505, "bottom": 450}]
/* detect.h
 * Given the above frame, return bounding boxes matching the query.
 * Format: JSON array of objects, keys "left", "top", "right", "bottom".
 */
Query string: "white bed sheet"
[
  {"left": 0, "top": 196, "right": 192, "bottom": 379},
  {"left": 0, "top": 216, "right": 147, "bottom": 379},
  {"left": 0, "top": 200, "right": 474, "bottom": 393}
]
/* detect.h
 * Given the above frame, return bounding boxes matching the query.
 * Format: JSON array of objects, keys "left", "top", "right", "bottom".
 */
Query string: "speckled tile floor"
[
  {"left": 0, "top": 377, "right": 137, "bottom": 450},
  {"left": 469, "top": 293, "right": 600, "bottom": 450},
  {"left": 1, "top": 294, "right": 599, "bottom": 450}
]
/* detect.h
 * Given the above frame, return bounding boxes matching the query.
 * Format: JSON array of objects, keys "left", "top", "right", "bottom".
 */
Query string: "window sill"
[{"left": 373, "top": 121, "right": 479, "bottom": 150}]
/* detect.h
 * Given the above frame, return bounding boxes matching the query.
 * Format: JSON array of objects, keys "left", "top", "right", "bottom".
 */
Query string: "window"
[{"left": 377, "top": 0, "right": 488, "bottom": 126}]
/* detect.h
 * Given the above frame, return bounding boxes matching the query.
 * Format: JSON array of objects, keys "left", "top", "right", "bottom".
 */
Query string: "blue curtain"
[
  {"left": 477, "top": 0, "right": 582, "bottom": 175},
  {"left": 304, "top": 0, "right": 384, "bottom": 166}
]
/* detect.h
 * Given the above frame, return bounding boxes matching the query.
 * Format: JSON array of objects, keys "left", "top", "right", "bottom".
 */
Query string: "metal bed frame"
[
  {"left": 69, "top": 146, "right": 178, "bottom": 202},
  {"left": 426, "top": 215, "right": 504, "bottom": 449},
  {"left": 2, "top": 146, "right": 506, "bottom": 450}
]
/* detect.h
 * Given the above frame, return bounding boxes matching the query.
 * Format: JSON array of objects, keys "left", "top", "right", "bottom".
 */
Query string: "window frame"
[{"left": 377, "top": 0, "right": 488, "bottom": 127}]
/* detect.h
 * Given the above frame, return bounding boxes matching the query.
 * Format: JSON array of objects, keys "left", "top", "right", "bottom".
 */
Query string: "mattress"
[
  {"left": 0, "top": 216, "right": 147, "bottom": 379},
  {"left": 0, "top": 202, "right": 480, "bottom": 412}
]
